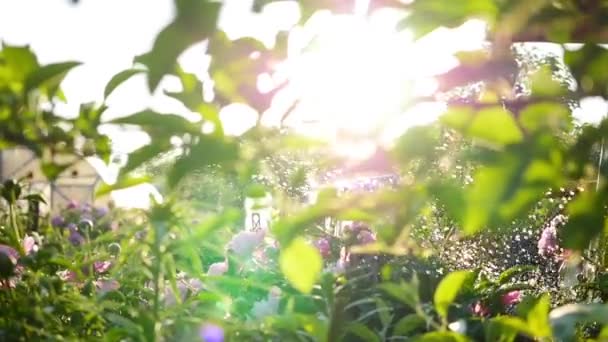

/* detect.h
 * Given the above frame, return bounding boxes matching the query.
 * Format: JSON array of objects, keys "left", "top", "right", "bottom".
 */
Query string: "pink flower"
[
  {"left": 471, "top": 301, "right": 490, "bottom": 317},
  {"left": 501, "top": 291, "right": 522, "bottom": 306},
  {"left": 95, "top": 279, "right": 120, "bottom": 294},
  {"left": 23, "top": 235, "right": 38, "bottom": 255},
  {"left": 94, "top": 261, "right": 112, "bottom": 274},
  {"left": 314, "top": 238, "right": 331, "bottom": 258},
  {"left": 207, "top": 260, "right": 229, "bottom": 276},
  {"left": 538, "top": 226, "right": 558, "bottom": 257}
]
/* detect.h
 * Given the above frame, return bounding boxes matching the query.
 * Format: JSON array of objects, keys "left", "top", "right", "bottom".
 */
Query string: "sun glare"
[{"left": 265, "top": 10, "right": 487, "bottom": 160}]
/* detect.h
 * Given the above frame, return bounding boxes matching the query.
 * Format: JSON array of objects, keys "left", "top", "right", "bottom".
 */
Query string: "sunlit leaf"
[
  {"left": 95, "top": 175, "right": 152, "bottom": 197},
  {"left": 137, "top": 0, "right": 221, "bottom": 91},
  {"left": 519, "top": 102, "right": 571, "bottom": 133},
  {"left": 279, "top": 237, "right": 322, "bottom": 293},
  {"left": 104, "top": 68, "right": 145, "bottom": 99},
  {"left": 25, "top": 61, "right": 80, "bottom": 97},
  {"left": 468, "top": 107, "right": 523, "bottom": 145},
  {"left": 526, "top": 293, "right": 552, "bottom": 338},
  {"left": 434, "top": 270, "right": 472, "bottom": 319}
]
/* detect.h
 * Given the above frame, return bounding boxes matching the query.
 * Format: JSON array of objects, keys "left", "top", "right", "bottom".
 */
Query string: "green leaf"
[
  {"left": 526, "top": 294, "right": 552, "bottom": 338},
  {"left": 104, "top": 68, "right": 145, "bottom": 99},
  {"left": 529, "top": 66, "right": 567, "bottom": 97},
  {"left": 393, "top": 314, "right": 425, "bottom": 336},
  {"left": 440, "top": 107, "right": 474, "bottom": 130},
  {"left": 121, "top": 143, "right": 172, "bottom": 174},
  {"left": 468, "top": 107, "right": 523, "bottom": 145},
  {"left": 25, "top": 61, "right": 81, "bottom": 94},
  {"left": 110, "top": 110, "right": 200, "bottom": 136},
  {"left": 346, "top": 323, "right": 380, "bottom": 342},
  {"left": 497, "top": 265, "right": 536, "bottom": 285},
  {"left": 95, "top": 175, "right": 152, "bottom": 197},
  {"left": 401, "top": 0, "right": 497, "bottom": 38},
  {"left": 0, "top": 44, "right": 39, "bottom": 84},
  {"left": 380, "top": 281, "right": 419, "bottom": 309},
  {"left": 434, "top": 270, "right": 472, "bottom": 319},
  {"left": 166, "top": 135, "right": 239, "bottom": 189},
  {"left": 393, "top": 125, "right": 440, "bottom": 164},
  {"left": 550, "top": 304, "right": 608, "bottom": 341},
  {"left": 562, "top": 190, "right": 606, "bottom": 251},
  {"left": 519, "top": 102, "right": 571, "bottom": 133},
  {"left": 279, "top": 237, "right": 322, "bottom": 293},
  {"left": 413, "top": 331, "right": 470, "bottom": 342},
  {"left": 137, "top": 0, "right": 221, "bottom": 91},
  {"left": 486, "top": 316, "right": 530, "bottom": 342}
]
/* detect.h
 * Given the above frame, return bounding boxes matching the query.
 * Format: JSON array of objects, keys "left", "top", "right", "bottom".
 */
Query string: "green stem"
[
  {"left": 151, "top": 221, "right": 164, "bottom": 342},
  {"left": 8, "top": 204, "right": 24, "bottom": 255}
]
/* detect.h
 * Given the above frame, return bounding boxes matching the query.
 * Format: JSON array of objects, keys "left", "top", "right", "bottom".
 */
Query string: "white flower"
[
  {"left": 448, "top": 319, "right": 467, "bottom": 334},
  {"left": 227, "top": 230, "right": 265, "bottom": 257}
]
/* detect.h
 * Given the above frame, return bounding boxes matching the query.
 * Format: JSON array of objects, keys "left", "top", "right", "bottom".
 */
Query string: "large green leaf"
[
  {"left": 434, "top": 270, "right": 473, "bottom": 319},
  {"left": 279, "top": 237, "right": 322, "bottom": 293},
  {"left": 526, "top": 294, "right": 552, "bottom": 338},
  {"left": 137, "top": 0, "right": 221, "bottom": 91},
  {"left": 25, "top": 61, "right": 81, "bottom": 95},
  {"left": 0, "top": 43, "right": 39, "bottom": 86}
]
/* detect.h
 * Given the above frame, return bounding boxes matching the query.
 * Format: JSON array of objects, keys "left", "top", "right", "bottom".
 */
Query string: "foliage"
[{"left": 3, "top": 0, "right": 608, "bottom": 341}]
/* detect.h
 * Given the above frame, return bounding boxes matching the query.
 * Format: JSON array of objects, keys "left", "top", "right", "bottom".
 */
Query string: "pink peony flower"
[{"left": 501, "top": 290, "right": 522, "bottom": 306}]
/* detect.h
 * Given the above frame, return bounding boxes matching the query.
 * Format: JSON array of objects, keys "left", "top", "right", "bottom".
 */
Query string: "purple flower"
[
  {"left": 314, "top": 238, "right": 331, "bottom": 258},
  {"left": 538, "top": 226, "right": 558, "bottom": 258},
  {"left": 94, "top": 207, "right": 109, "bottom": 218},
  {"left": 199, "top": 323, "right": 224, "bottom": 342},
  {"left": 51, "top": 215, "right": 65, "bottom": 227},
  {"left": 67, "top": 200, "right": 78, "bottom": 210},
  {"left": 357, "top": 230, "right": 376, "bottom": 244},
  {"left": 69, "top": 230, "right": 85, "bottom": 246}
]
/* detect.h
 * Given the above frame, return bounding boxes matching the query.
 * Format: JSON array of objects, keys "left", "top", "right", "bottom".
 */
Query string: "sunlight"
[{"left": 277, "top": 11, "right": 487, "bottom": 160}]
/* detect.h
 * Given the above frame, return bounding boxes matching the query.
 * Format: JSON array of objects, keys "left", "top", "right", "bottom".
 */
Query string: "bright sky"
[{"left": 1, "top": 0, "right": 605, "bottom": 207}]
